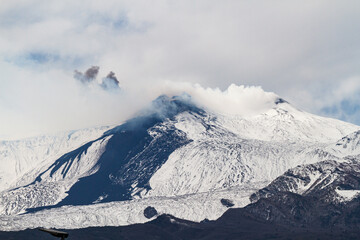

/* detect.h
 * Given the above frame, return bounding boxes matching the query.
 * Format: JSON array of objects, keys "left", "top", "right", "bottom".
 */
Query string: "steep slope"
[
  {"left": 0, "top": 126, "right": 110, "bottom": 192},
  {"left": 0, "top": 135, "right": 112, "bottom": 215},
  {"left": 0, "top": 95, "right": 200, "bottom": 214}
]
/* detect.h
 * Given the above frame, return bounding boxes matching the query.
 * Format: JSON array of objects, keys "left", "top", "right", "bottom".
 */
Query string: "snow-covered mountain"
[{"left": 1, "top": 92, "right": 360, "bottom": 230}]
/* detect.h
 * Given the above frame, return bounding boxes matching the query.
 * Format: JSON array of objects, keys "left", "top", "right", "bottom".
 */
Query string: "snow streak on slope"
[{"left": 335, "top": 189, "right": 360, "bottom": 202}]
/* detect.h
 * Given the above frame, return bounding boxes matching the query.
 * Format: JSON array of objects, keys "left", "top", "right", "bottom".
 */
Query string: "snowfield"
[{"left": 0, "top": 183, "right": 265, "bottom": 231}]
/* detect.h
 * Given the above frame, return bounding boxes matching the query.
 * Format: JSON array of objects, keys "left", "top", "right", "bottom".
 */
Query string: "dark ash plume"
[
  {"left": 101, "top": 71, "right": 120, "bottom": 90},
  {"left": 106, "top": 71, "right": 119, "bottom": 85},
  {"left": 84, "top": 66, "right": 100, "bottom": 80},
  {"left": 74, "top": 66, "right": 100, "bottom": 84},
  {"left": 74, "top": 66, "right": 120, "bottom": 92}
]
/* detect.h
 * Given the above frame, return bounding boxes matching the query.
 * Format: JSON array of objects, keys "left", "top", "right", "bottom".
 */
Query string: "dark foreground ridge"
[{"left": 1, "top": 213, "right": 360, "bottom": 240}]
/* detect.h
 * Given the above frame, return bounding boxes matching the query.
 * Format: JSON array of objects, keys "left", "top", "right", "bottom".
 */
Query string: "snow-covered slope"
[
  {"left": 0, "top": 183, "right": 265, "bottom": 231},
  {"left": 327, "top": 130, "right": 360, "bottom": 157},
  {"left": 250, "top": 157, "right": 360, "bottom": 204},
  {"left": 144, "top": 98, "right": 359, "bottom": 198},
  {"left": 0, "top": 93, "right": 360, "bottom": 230},
  {"left": 0, "top": 126, "right": 110, "bottom": 192},
  {"left": 216, "top": 102, "right": 355, "bottom": 143},
  {"left": 0, "top": 135, "right": 112, "bottom": 215}
]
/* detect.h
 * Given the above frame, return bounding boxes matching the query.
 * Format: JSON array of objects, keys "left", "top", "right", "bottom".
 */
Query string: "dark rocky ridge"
[
  {"left": 2, "top": 213, "right": 360, "bottom": 240},
  {"left": 245, "top": 159, "right": 360, "bottom": 230}
]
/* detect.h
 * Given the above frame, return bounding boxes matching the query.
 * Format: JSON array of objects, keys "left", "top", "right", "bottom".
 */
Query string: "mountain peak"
[
  {"left": 274, "top": 97, "right": 288, "bottom": 105},
  {"left": 145, "top": 93, "right": 204, "bottom": 120}
]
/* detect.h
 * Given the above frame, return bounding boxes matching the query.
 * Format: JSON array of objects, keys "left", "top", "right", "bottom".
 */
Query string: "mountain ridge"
[{"left": 1, "top": 92, "right": 360, "bottom": 231}]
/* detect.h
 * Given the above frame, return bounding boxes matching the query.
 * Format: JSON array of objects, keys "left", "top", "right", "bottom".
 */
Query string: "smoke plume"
[
  {"left": 74, "top": 66, "right": 120, "bottom": 91},
  {"left": 101, "top": 71, "right": 120, "bottom": 90},
  {"left": 74, "top": 66, "right": 100, "bottom": 84}
]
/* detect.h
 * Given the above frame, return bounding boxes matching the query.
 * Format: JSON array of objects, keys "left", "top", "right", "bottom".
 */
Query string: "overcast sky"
[{"left": 1, "top": 0, "right": 360, "bottom": 140}]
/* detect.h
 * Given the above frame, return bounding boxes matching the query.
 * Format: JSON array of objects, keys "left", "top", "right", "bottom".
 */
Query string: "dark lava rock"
[
  {"left": 200, "top": 218, "right": 210, "bottom": 223},
  {"left": 144, "top": 206, "right": 158, "bottom": 219},
  {"left": 221, "top": 198, "right": 234, "bottom": 207}
]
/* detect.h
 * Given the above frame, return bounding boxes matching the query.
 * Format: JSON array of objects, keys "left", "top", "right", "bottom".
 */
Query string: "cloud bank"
[{"left": 1, "top": 1, "right": 360, "bottom": 139}]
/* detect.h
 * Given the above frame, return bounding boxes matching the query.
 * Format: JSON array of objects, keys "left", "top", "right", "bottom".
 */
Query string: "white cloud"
[{"left": 155, "top": 82, "right": 278, "bottom": 116}]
